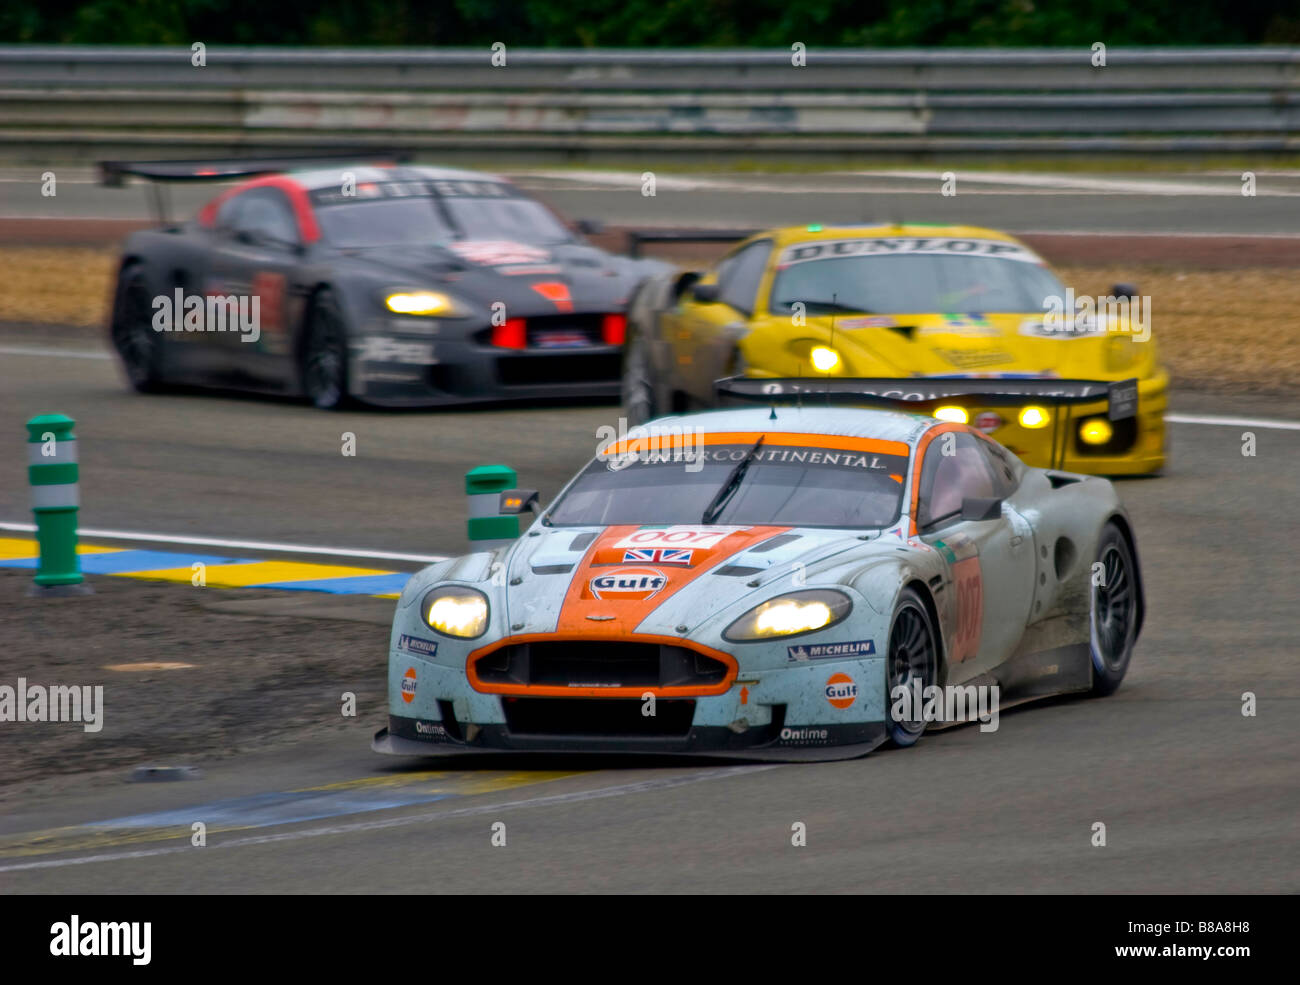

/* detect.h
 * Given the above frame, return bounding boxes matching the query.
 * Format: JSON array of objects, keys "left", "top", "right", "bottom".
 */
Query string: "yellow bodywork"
[{"left": 671, "top": 223, "right": 1167, "bottom": 474}]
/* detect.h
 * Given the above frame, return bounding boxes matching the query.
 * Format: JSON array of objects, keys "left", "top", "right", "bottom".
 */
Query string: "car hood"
[
  {"left": 498, "top": 522, "right": 889, "bottom": 639},
  {"left": 347, "top": 240, "right": 656, "bottom": 313}
]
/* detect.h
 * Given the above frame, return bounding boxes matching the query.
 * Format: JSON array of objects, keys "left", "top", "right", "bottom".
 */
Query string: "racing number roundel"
[{"left": 951, "top": 557, "right": 984, "bottom": 662}]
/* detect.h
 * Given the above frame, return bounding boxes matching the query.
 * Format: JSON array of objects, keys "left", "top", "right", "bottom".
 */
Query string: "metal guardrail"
[{"left": 0, "top": 46, "right": 1297, "bottom": 160}]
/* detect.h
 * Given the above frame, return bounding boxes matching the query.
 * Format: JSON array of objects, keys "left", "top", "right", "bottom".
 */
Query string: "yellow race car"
[{"left": 623, "top": 223, "right": 1167, "bottom": 474}]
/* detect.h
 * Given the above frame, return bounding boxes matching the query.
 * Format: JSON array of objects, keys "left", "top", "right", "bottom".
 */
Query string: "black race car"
[{"left": 102, "top": 157, "right": 668, "bottom": 408}]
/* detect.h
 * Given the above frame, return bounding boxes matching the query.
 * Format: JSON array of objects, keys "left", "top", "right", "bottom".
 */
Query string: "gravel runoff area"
[
  {"left": 1, "top": 240, "right": 1297, "bottom": 395},
  {"left": 0, "top": 567, "right": 392, "bottom": 801}
]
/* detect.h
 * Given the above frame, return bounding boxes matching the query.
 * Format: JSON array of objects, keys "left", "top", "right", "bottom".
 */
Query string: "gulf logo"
[
  {"left": 825, "top": 672, "right": 858, "bottom": 709},
  {"left": 589, "top": 567, "right": 668, "bottom": 601},
  {"left": 401, "top": 667, "right": 417, "bottom": 704}
]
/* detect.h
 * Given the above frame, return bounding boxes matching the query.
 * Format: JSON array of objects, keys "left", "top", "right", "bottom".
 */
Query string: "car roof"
[
  {"left": 633, "top": 406, "right": 936, "bottom": 452},
  {"left": 268, "top": 164, "right": 508, "bottom": 192},
  {"left": 759, "top": 222, "right": 1030, "bottom": 249}
]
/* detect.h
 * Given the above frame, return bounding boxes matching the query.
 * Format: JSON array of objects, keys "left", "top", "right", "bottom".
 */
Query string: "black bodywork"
[{"left": 104, "top": 159, "right": 669, "bottom": 407}]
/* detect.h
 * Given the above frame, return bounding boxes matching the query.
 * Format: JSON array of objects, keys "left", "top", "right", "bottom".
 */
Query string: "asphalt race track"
[{"left": 1, "top": 330, "right": 1297, "bottom": 892}]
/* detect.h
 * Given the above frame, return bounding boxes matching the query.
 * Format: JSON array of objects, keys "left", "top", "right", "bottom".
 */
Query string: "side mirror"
[
  {"left": 1111, "top": 282, "right": 1139, "bottom": 300},
  {"left": 692, "top": 282, "right": 721, "bottom": 303},
  {"left": 498, "top": 488, "right": 540, "bottom": 515},
  {"left": 960, "top": 497, "right": 1002, "bottom": 522},
  {"left": 575, "top": 218, "right": 604, "bottom": 236}
]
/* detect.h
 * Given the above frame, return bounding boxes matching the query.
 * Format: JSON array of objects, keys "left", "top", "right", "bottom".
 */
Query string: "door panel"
[{"left": 916, "top": 431, "right": 1034, "bottom": 681}]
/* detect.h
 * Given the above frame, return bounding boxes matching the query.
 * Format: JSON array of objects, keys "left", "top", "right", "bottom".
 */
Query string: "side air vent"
[
  {"left": 1046, "top": 471, "right": 1084, "bottom": 489},
  {"left": 1054, "top": 537, "right": 1077, "bottom": 581},
  {"left": 715, "top": 564, "right": 764, "bottom": 577},
  {"left": 751, "top": 534, "right": 801, "bottom": 553},
  {"left": 530, "top": 564, "right": 574, "bottom": 575}
]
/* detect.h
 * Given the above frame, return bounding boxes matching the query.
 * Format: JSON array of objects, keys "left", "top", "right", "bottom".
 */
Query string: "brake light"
[
  {"left": 492, "top": 318, "right": 527, "bottom": 349},
  {"left": 602, "top": 313, "right": 627, "bottom": 346}
]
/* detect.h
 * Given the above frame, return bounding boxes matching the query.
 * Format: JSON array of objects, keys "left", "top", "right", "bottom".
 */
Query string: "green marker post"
[
  {"left": 466, "top": 464, "right": 519, "bottom": 550},
  {"left": 26, "top": 413, "right": 92, "bottom": 596}
]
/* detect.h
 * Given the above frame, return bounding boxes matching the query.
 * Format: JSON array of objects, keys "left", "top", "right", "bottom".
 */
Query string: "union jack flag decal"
[{"left": 622, "top": 548, "right": 694, "bottom": 565}]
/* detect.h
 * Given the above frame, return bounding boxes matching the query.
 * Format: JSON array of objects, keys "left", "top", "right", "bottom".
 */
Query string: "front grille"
[
  {"left": 474, "top": 313, "right": 608, "bottom": 349},
  {"left": 475, "top": 641, "right": 729, "bottom": 689},
  {"left": 496, "top": 353, "right": 620, "bottom": 386},
  {"left": 502, "top": 697, "right": 696, "bottom": 736}
]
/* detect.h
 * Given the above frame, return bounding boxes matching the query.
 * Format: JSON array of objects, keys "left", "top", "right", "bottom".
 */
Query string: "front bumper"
[
  {"left": 379, "top": 643, "right": 891, "bottom": 762},
  {"left": 374, "top": 715, "right": 886, "bottom": 761},
  {"left": 348, "top": 317, "right": 622, "bottom": 407}
]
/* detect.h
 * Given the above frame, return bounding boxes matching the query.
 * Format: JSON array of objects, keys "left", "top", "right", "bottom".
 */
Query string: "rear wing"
[
  {"left": 715, "top": 375, "right": 1139, "bottom": 469},
  {"left": 625, "top": 228, "right": 757, "bottom": 259},
  {"left": 98, "top": 152, "right": 413, "bottom": 222}
]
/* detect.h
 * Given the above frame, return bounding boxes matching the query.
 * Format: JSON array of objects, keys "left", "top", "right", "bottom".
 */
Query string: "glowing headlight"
[
  {"left": 422, "top": 587, "right": 488, "bottom": 639},
  {"left": 1079, "top": 418, "right": 1113, "bottom": 446},
  {"left": 1019, "top": 406, "right": 1051, "bottom": 429},
  {"left": 933, "top": 405, "right": 968, "bottom": 424},
  {"left": 723, "top": 589, "right": 852, "bottom": 642},
  {"left": 386, "top": 291, "right": 455, "bottom": 316},
  {"left": 810, "top": 346, "right": 841, "bottom": 373}
]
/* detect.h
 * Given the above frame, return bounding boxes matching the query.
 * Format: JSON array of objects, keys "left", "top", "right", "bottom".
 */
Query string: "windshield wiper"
[{"left": 701, "top": 435, "right": 765, "bottom": 525}]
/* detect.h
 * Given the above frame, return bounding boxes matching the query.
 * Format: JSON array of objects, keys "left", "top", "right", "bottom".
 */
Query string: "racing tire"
[
  {"left": 1089, "top": 522, "right": 1138, "bottom": 696},
  {"left": 110, "top": 264, "right": 166, "bottom": 392},
  {"left": 300, "top": 288, "right": 350, "bottom": 410},
  {"left": 621, "top": 330, "right": 660, "bottom": 425},
  {"left": 885, "top": 587, "right": 939, "bottom": 748}
]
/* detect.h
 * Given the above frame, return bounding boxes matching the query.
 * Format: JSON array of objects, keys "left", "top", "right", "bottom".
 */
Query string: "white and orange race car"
[{"left": 375, "top": 382, "right": 1144, "bottom": 761}]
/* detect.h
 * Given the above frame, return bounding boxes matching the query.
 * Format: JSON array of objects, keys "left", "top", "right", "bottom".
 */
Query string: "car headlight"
[
  {"left": 386, "top": 291, "right": 459, "bottom": 316},
  {"left": 723, "top": 589, "right": 852, "bottom": 641},
  {"left": 422, "top": 587, "right": 489, "bottom": 639},
  {"left": 810, "top": 345, "right": 841, "bottom": 372},
  {"left": 1019, "top": 406, "right": 1051, "bottom": 429},
  {"left": 1079, "top": 418, "right": 1114, "bottom": 445}
]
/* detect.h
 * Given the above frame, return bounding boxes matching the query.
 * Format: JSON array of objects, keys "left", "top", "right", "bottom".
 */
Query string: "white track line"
[
  {"left": 0, "top": 522, "right": 449, "bottom": 564},
  {"left": 1165, "top": 413, "right": 1300, "bottom": 431},
  {"left": 0, "top": 765, "right": 776, "bottom": 873},
  {"left": 0, "top": 344, "right": 110, "bottom": 360}
]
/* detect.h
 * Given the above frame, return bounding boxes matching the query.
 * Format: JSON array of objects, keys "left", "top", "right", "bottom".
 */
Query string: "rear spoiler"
[
  {"left": 715, "top": 375, "right": 1139, "bottom": 469},
  {"left": 625, "top": 228, "right": 757, "bottom": 259},
  {"left": 98, "top": 151, "right": 414, "bottom": 222}
]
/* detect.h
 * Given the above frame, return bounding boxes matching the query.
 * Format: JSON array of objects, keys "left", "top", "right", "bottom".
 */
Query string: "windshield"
[
  {"left": 315, "top": 195, "right": 571, "bottom": 249},
  {"left": 316, "top": 198, "right": 453, "bottom": 248},
  {"left": 769, "top": 238, "right": 1065, "bottom": 315},
  {"left": 547, "top": 438, "right": 910, "bottom": 529},
  {"left": 441, "top": 197, "right": 572, "bottom": 245}
]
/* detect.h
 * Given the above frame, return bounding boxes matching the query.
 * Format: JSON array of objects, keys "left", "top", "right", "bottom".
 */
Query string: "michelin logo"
[
  {"left": 398, "top": 634, "right": 439, "bottom": 657},
  {"left": 788, "top": 639, "right": 876, "bottom": 662}
]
